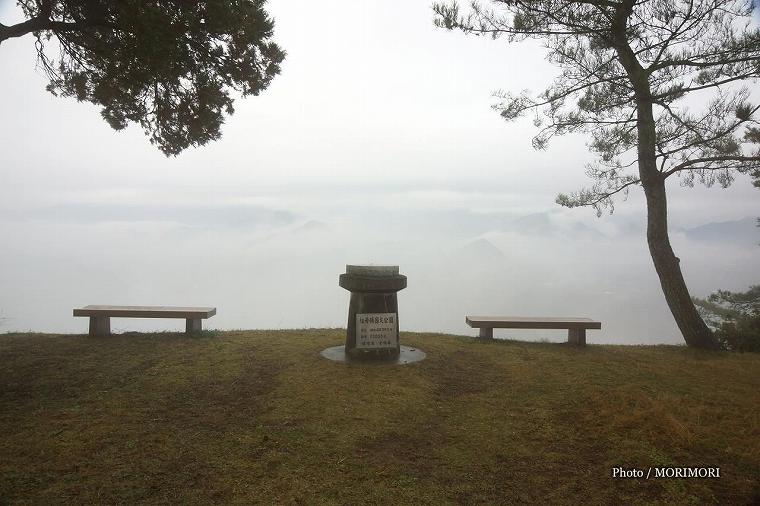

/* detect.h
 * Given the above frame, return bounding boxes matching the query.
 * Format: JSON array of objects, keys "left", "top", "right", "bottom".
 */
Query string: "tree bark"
[
  {"left": 640, "top": 173, "right": 719, "bottom": 349},
  {"left": 0, "top": 12, "right": 114, "bottom": 45},
  {"left": 0, "top": 0, "right": 50, "bottom": 44},
  {"left": 612, "top": 0, "right": 720, "bottom": 350},
  {"left": 0, "top": 19, "right": 44, "bottom": 43}
]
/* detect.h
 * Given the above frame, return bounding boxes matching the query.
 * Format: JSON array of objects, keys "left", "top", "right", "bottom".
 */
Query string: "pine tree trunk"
[
  {"left": 611, "top": 11, "right": 720, "bottom": 350},
  {"left": 636, "top": 101, "right": 720, "bottom": 350},
  {"left": 641, "top": 175, "right": 720, "bottom": 349},
  {"left": 633, "top": 79, "right": 720, "bottom": 350}
]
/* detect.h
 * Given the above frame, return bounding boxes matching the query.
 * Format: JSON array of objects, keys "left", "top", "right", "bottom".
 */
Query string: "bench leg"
[
  {"left": 478, "top": 327, "right": 494, "bottom": 339},
  {"left": 186, "top": 318, "right": 202, "bottom": 334},
  {"left": 89, "top": 316, "right": 110, "bottom": 337},
  {"left": 568, "top": 328, "right": 586, "bottom": 346}
]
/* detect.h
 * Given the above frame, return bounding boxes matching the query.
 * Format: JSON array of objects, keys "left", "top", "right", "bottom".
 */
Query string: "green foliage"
[
  {"left": 747, "top": 127, "right": 760, "bottom": 187},
  {"left": 694, "top": 285, "right": 760, "bottom": 352},
  {"left": 4, "top": 1, "right": 284, "bottom": 155}
]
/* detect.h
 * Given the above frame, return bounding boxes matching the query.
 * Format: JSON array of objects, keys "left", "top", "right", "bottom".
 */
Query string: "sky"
[{"left": 0, "top": 0, "right": 758, "bottom": 343}]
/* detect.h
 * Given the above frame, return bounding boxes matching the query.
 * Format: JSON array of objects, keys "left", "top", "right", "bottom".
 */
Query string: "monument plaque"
[{"left": 356, "top": 313, "right": 398, "bottom": 349}]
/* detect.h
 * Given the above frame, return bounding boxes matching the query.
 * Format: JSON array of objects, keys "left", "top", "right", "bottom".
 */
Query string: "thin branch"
[{"left": 663, "top": 155, "right": 760, "bottom": 177}]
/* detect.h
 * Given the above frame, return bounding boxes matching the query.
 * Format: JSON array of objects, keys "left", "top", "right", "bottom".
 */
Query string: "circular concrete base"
[{"left": 320, "top": 345, "right": 426, "bottom": 365}]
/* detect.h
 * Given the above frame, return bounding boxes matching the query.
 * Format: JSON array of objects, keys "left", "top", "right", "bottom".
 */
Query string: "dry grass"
[{"left": 1, "top": 330, "right": 759, "bottom": 504}]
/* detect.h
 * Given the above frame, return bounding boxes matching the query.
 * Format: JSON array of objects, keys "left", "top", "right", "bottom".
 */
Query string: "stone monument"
[
  {"left": 320, "top": 264, "right": 424, "bottom": 364},
  {"left": 339, "top": 265, "right": 407, "bottom": 360}
]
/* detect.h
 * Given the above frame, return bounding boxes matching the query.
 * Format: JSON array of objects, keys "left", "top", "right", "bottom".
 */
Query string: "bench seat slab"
[
  {"left": 466, "top": 316, "right": 601, "bottom": 330},
  {"left": 74, "top": 305, "right": 216, "bottom": 319}
]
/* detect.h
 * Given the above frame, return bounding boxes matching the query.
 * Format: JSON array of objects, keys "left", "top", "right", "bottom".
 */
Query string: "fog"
[
  {"left": 1, "top": 0, "right": 758, "bottom": 343},
  {"left": 1, "top": 183, "right": 757, "bottom": 344}
]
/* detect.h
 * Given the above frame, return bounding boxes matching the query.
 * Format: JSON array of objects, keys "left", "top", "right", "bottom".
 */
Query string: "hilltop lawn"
[{"left": 1, "top": 330, "right": 759, "bottom": 504}]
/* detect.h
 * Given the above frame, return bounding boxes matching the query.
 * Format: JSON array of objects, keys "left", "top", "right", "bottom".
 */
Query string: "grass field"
[{"left": 1, "top": 330, "right": 759, "bottom": 505}]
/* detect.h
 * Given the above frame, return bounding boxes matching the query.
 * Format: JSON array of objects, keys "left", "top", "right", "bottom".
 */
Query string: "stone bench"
[
  {"left": 73, "top": 305, "right": 216, "bottom": 337},
  {"left": 465, "top": 316, "right": 601, "bottom": 346}
]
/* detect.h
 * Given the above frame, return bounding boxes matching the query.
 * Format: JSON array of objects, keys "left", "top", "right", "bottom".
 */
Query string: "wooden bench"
[
  {"left": 73, "top": 305, "right": 217, "bottom": 337},
  {"left": 465, "top": 316, "right": 601, "bottom": 346}
]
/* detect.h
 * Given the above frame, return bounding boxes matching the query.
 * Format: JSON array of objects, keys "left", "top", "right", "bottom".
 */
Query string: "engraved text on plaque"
[{"left": 356, "top": 313, "right": 397, "bottom": 349}]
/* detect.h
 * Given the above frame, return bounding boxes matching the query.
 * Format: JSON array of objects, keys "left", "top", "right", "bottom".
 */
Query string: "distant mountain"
[
  {"left": 457, "top": 238, "right": 506, "bottom": 263},
  {"left": 291, "top": 220, "right": 329, "bottom": 234},
  {"left": 683, "top": 217, "right": 759, "bottom": 245},
  {"left": 509, "top": 212, "right": 555, "bottom": 235},
  {"left": 568, "top": 221, "right": 607, "bottom": 239},
  {"left": 504, "top": 211, "right": 607, "bottom": 239}
]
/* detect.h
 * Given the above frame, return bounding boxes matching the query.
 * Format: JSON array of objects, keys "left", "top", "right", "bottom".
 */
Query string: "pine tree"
[{"left": 434, "top": 0, "right": 760, "bottom": 348}]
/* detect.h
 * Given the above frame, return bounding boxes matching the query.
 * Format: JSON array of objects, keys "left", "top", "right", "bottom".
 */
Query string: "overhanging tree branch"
[
  {"left": 663, "top": 155, "right": 760, "bottom": 177},
  {"left": 3, "top": 0, "right": 285, "bottom": 155}
]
